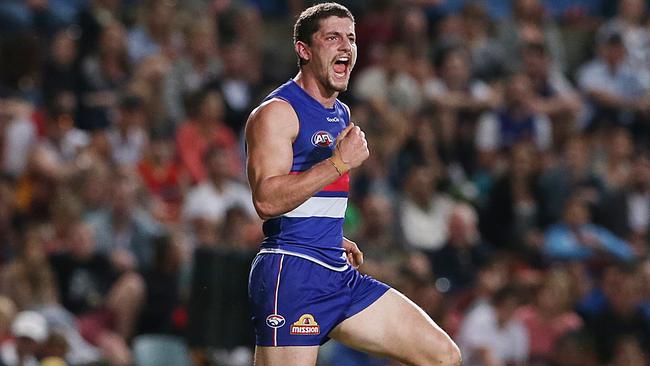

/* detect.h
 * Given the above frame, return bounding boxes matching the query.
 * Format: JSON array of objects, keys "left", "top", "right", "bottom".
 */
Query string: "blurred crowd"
[{"left": 0, "top": 0, "right": 649, "bottom": 365}]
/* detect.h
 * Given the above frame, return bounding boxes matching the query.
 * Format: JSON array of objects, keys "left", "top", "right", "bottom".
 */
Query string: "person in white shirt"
[{"left": 458, "top": 286, "right": 530, "bottom": 366}]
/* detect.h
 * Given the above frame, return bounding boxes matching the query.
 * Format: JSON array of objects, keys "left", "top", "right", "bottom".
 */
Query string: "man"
[{"left": 245, "top": 3, "right": 461, "bottom": 366}]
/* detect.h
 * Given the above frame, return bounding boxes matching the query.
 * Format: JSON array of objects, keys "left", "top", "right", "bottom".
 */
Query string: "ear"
[{"left": 295, "top": 41, "right": 311, "bottom": 64}]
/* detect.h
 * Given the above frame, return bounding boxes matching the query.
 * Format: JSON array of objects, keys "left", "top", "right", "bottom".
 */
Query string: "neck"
[{"left": 294, "top": 71, "right": 338, "bottom": 109}]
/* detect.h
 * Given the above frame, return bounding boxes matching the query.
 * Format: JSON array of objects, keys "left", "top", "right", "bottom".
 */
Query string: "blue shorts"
[{"left": 248, "top": 253, "right": 390, "bottom": 346}]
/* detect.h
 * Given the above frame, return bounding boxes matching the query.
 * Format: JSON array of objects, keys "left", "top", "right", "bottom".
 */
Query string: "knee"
[
  {"left": 417, "top": 336, "right": 461, "bottom": 366},
  {"left": 440, "top": 340, "right": 462, "bottom": 366}
]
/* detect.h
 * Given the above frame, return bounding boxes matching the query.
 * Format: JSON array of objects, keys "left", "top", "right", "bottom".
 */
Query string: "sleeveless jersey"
[{"left": 259, "top": 79, "right": 350, "bottom": 270}]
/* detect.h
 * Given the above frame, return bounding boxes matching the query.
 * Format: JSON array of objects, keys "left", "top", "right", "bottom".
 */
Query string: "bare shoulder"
[{"left": 245, "top": 98, "right": 299, "bottom": 142}]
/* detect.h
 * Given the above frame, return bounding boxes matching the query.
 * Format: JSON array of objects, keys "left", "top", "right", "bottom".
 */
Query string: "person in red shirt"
[{"left": 176, "top": 88, "right": 243, "bottom": 183}]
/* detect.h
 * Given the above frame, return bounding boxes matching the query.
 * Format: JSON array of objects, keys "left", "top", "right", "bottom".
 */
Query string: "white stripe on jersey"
[{"left": 284, "top": 197, "right": 347, "bottom": 218}]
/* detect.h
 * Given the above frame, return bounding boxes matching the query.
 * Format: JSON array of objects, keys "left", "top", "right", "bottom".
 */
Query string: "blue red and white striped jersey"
[{"left": 259, "top": 80, "right": 350, "bottom": 269}]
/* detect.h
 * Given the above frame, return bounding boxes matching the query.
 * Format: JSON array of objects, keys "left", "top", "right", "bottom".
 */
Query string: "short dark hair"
[{"left": 293, "top": 2, "right": 354, "bottom": 66}]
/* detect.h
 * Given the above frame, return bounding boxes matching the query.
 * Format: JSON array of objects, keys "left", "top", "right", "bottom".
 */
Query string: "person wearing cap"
[
  {"left": 0, "top": 311, "right": 48, "bottom": 366},
  {"left": 577, "top": 26, "right": 650, "bottom": 130}
]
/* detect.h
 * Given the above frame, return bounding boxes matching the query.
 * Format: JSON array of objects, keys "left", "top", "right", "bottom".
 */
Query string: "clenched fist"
[{"left": 333, "top": 123, "right": 369, "bottom": 169}]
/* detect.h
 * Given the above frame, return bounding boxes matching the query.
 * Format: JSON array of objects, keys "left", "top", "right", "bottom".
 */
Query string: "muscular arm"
[{"left": 245, "top": 99, "right": 367, "bottom": 220}]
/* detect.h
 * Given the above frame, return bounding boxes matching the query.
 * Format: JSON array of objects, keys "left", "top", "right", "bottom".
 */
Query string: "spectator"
[
  {"left": 582, "top": 263, "right": 650, "bottom": 363},
  {"left": 521, "top": 41, "right": 582, "bottom": 146},
  {"left": 458, "top": 3, "right": 507, "bottom": 82},
  {"left": 599, "top": 0, "right": 650, "bottom": 90},
  {"left": 41, "top": 28, "right": 78, "bottom": 116},
  {"left": 181, "top": 144, "right": 255, "bottom": 225},
  {"left": 476, "top": 73, "right": 552, "bottom": 155},
  {"left": 107, "top": 95, "right": 148, "bottom": 168},
  {"left": 537, "top": 135, "right": 603, "bottom": 226},
  {"left": 0, "top": 230, "right": 57, "bottom": 311},
  {"left": 84, "top": 172, "right": 161, "bottom": 271},
  {"left": 428, "top": 203, "right": 488, "bottom": 293},
  {"left": 127, "top": 0, "right": 182, "bottom": 64},
  {"left": 164, "top": 18, "right": 222, "bottom": 126},
  {"left": 427, "top": 45, "right": 499, "bottom": 117},
  {"left": 458, "top": 285, "right": 529, "bottom": 366},
  {"left": 543, "top": 195, "right": 635, "bottom": 262},
  {"left": 175, "top": 89, "right": 242, "bottom": 183},
  {"left": 206, "top": 43, "right": 262, "bottom": 135},
  {"left": 497, "top": 0, "right": 566, "bottom": 72},
  {"left": 1, "top": 94, "right": 36, "bottom": 178},
  {"left": 481, "top": 143, "right": 543, "bottom": 251},
  {"left": 353, "top": 42, "right": 422, "bottom": 114},
  {"left": 76, "top": 0, "right": 121, "bottom": 60},
  {"left": 49, "top": 221, "right": 144, "bottom": 365},
  {"left": 77, "top": 21, "right": 130, "bottom": 130},
  {"left": 515, "top": 268, "right": 583, "bottom": 363},
  {"left": 137, "top": 133, "right": 186, "bottom": 224},
  {"left": 398, "top": 163, "right": 455, "bottom": 252},
  {"left": 577, "top": 27, "right": 650, "bottom": 130}
]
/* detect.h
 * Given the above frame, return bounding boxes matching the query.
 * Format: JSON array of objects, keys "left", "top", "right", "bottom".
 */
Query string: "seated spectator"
[
  {"left": 181, "top": 144, "right": 255, "bottom": 225},
  {"left": 41, "top": 28, "right": 78, "bottom": 116},
  {"left": 544, "top": 195, "right": 635, "bottom": 262},
  {"left": 77, "top": 21, "right": 130, "bottom": 131},
  {"left": 476, "top": 72, "right": 552, "bottom": 154},
  {"left": 353, "top": 42, "right": 422, "bottom": 114},
  {"left": 0, "top": 230, "right": 57, "bottom": 311},
  {"left": 426, "top": 45, "right": 499, "bottom": 116},
  {"left": 497, "top": 0, "right": 566, "bottom": 72},
  {"left": 127, "top": 0, "right": 182, "bottom": 64},
  {"left": 85, "top": 172, "right": 162, "bottom": 271},
  {"left": 163, "top": 17, "right": 221, "bottom": 126},
  {"left": 577, "top": 27, "right": 650, "bottom": 130},
  {"left": 459, "top": 3, "right": 507, "bottom": 82},
  {"left": 581, "top": 262, "right": 650, "bottom": 363},
  {"left": 398, "top": 163, "right": 455, "bottom": 252},
  {"left": 49, "top": 221, "right": 144, "bottom": 365},
  {"left": 537, "top": 135, "right": 604, "bottom": 226},
  {"left": 599, "top": 0, "right": 650, "bottom": 90},
  {"left": 137, "top": 133, "right": 187, "bottom": 224},
  {"left": 175, "top": 89, "right": 242, "bottom": 183},
  {"left": 0, "top": 93, "right": 36, "bottom": 179},
  {"left": 521, "top": 41, "right": 582, "bottom": 146},
  {"left": 428, "top": 203, "right": 489, "bottom": 293},
  {"left": 481, "top": 143, "right": 543, "bottom": 251},
  {"left": 458, "top": 285, "right": 529, "bottom": 366},
  {"left": 107, "top": 95, "right": 148, "bottom": 168},
  {"left": 515, "top": 268, "right": 583, "bottom": 363}
]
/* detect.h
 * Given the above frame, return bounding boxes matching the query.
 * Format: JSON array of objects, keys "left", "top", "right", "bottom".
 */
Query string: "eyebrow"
[{"left": 323, "top": 31, "right": 356, "bottom": 38}]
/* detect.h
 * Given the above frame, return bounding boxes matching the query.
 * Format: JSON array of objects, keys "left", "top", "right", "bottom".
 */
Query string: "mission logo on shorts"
[{"left": 290, "top": 314, "right": 320, "bottom": 335}]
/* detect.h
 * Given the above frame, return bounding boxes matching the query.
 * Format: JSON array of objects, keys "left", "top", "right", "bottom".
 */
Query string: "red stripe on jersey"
[{"left": 289, "top": 171, "right": 349, "bottom": 192}]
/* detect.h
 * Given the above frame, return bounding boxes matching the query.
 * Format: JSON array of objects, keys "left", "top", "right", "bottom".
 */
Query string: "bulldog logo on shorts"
[
  {"left": 265, "top": 314, "right": 286, "bottom": 329},
  {"left": 290, "top": 314, "right": 320, "bottom": 335}
]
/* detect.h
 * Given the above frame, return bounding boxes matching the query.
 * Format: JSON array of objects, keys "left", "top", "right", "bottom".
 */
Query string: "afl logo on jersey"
[
  {"left": 266, "top": 314, "right": 285, "bottom": 329},
  {"left": 311, "top": 131, "right": 334, "bottom": 148}
]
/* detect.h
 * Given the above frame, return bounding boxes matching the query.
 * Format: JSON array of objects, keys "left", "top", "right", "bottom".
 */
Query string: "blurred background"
[{"left": 0, "top": 0, "right": 649, "bottom": 365}]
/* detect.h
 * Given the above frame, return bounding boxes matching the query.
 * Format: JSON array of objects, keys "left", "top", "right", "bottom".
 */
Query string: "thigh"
[
  {"left": 329, "top": 289, "right": 459, "bottom": 365},
  {"left": 254, "top": 345, "right": 318, "bottom": 366}
]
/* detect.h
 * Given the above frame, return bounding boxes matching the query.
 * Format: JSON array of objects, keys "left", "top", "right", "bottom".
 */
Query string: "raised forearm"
[{"left": 253, "top": 158, "right": 341, "bottom": 220}]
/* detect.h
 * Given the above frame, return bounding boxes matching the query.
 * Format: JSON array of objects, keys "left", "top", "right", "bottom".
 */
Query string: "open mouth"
[{"left": 333, "top": 55, "right": 350, "bottom": 79}]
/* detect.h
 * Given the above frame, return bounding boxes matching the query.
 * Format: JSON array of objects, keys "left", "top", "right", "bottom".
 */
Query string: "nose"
[{"left": 339, "top": 37, "right": 352, "bottom": 52}]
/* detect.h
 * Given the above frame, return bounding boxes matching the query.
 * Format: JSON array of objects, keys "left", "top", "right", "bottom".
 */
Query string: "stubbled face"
[{"left": 301, "top": 16, "right": 357, "bottom": 93}]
